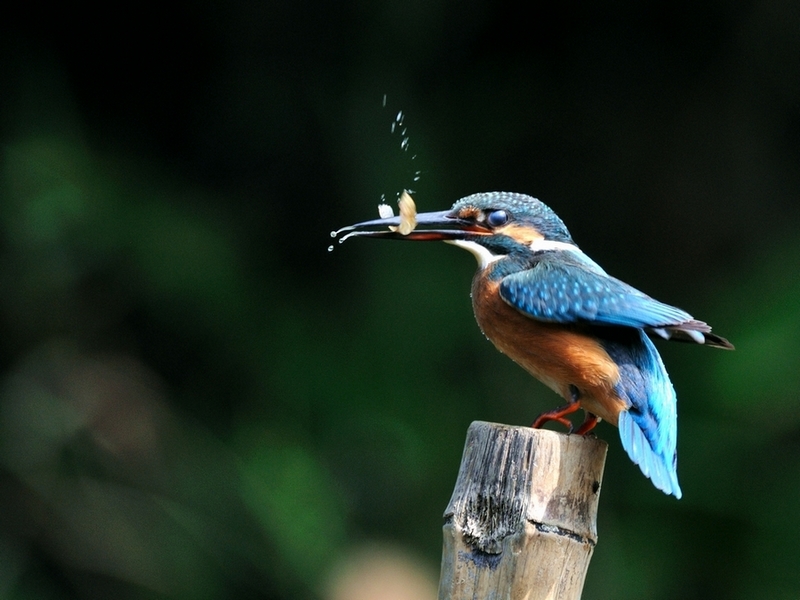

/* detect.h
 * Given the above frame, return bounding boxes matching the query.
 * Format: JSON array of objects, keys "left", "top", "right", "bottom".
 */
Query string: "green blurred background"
[{"left": 1, "top": 2, "right": 799, "bottom": 599}]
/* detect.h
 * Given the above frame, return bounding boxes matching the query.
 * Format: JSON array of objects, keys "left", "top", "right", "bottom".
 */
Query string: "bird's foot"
[
  {"left": 574, "top": 412, "right": 599, "bottom": 436},
  {"left": 532, "top": 400, "right": 582, "bottom": 432}
]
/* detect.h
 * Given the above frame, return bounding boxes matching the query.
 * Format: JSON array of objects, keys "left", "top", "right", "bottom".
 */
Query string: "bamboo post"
[{"left": 439, "top": 421, "right": 608, "bottom": 600}]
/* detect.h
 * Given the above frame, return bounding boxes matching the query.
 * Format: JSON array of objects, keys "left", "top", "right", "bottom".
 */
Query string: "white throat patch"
[{"left": 445, "top": 239, "right": 503, "bottom": 269}]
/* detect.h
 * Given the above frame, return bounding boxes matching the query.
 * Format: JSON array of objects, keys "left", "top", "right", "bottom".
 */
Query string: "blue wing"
[{"left": 500, "top": 253, "right": 697, "bottom": 330}]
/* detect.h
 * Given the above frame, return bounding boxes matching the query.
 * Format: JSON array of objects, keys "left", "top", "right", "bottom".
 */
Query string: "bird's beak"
[{"left": 332, "top": 210, "right": 489, "bottom": 243}]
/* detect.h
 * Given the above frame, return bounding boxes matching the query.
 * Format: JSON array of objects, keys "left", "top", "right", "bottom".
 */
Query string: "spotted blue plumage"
[{"left": 500, "top": 253, "right": 694, "bottom": 330}]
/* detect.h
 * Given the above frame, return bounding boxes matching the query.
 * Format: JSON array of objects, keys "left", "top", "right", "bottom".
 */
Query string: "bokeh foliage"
[{"left": 1, "top": 1, "right": 799, "bottom": 599}]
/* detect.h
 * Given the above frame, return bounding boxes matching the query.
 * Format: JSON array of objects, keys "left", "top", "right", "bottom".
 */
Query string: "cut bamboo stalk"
[{"left": 439, "top": 421, "right": 608, "bottom": 600}]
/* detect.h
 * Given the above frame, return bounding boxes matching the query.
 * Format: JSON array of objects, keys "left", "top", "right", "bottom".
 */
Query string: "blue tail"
[{"left": 604, "top": 331, "right": 682, "bottom": 498}]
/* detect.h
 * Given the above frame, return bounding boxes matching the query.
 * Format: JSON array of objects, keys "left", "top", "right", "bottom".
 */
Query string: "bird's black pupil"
[{"left": 487, "top": 210, "right": 508, "bottom": 227}]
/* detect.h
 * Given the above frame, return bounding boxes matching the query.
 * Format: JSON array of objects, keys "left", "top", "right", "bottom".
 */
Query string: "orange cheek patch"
[{"left": 496, "top": 224, "right": 544, "bottom": 245}]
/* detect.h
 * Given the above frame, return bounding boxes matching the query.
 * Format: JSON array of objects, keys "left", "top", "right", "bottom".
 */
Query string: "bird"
[{"left": 333, "top": 191, "right": 733, "bottom": 498}]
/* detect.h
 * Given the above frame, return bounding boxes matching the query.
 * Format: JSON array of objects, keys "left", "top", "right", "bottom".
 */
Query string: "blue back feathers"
[{"left": 499, "top": 255, "right": 695, "bottom": 330}]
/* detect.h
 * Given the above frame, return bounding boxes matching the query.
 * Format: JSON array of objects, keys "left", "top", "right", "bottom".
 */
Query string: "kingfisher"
[{"left": 334, "top": 192, "right": 733, "bottom": 498}]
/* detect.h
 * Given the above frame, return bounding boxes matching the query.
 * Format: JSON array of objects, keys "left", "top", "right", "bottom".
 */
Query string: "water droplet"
[
  {"left": 396, "top": 110, "right": 404, "bottom": 123},
  {"left": 330, "top": 230, "right": 337, "bottom": 237},
  {"left": 401, "top": 138, "right": 410, "bottom": 150},
  {"left": 328, "top": 245, "right": 334, "bottom": 252},
  {"left": 391, "top": 122, "right": 396, "bottom": 133},
  {"left": 382, "top": 94, "right": 387, "bottom": 107}
]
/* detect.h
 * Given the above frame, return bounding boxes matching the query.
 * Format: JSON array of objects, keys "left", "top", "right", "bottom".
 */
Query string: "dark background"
[{"left": 1, "top": 1, "right": 799, "bottom": 599}]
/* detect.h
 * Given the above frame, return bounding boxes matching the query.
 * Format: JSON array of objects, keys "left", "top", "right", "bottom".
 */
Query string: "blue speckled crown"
[{"left": 452, "top": 192, "right": 575, "bottom": 244}]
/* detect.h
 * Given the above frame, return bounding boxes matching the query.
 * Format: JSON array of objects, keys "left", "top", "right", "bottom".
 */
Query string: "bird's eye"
[{"left": 486, "top": 210, "right": 509, "bottom": 227}]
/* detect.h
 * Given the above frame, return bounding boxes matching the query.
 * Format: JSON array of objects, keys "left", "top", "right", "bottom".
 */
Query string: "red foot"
[
  {"left": 574, "top": 413, "right": 599, "bottom": 435},
  {"left": 532, "top": 401, "right": 582, "bottom": 432}
]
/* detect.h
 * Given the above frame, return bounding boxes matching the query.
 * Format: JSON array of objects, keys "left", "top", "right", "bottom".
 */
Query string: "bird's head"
[{"left": 333, "top": 192, "right": 576, "bottom": 267}]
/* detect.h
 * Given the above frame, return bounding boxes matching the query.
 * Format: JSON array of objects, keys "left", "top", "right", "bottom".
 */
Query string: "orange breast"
[{"left": 471, "top": 272, "right": 628, "bottom": 425}]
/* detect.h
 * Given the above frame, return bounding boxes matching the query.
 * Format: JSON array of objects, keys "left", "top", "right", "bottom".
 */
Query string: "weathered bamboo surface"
[{"left": 439, "top": 421, "right": 608, "bottom": 600}]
